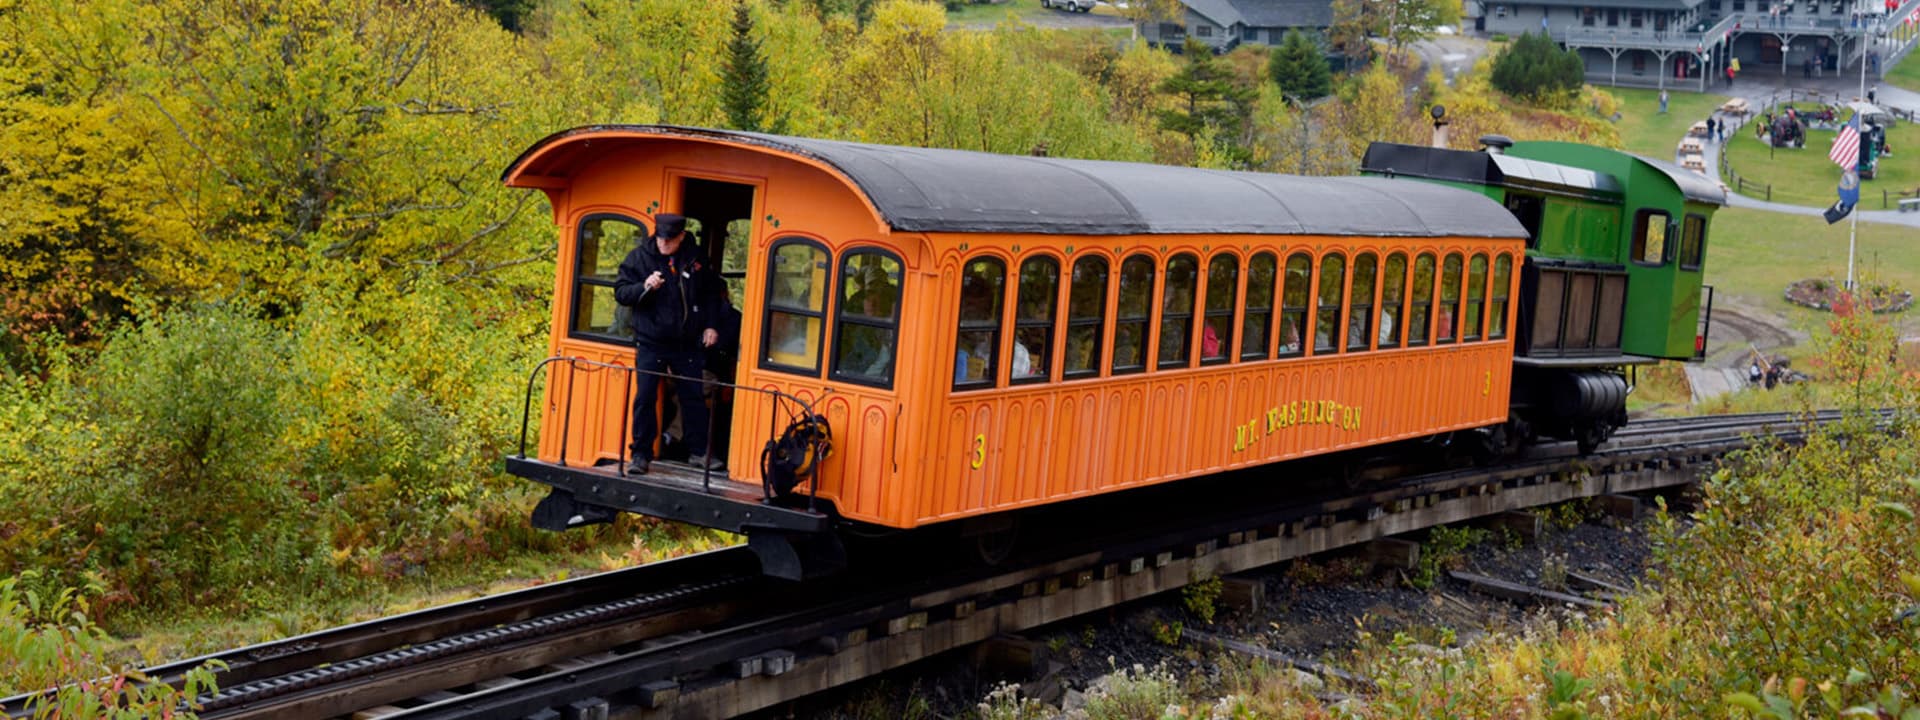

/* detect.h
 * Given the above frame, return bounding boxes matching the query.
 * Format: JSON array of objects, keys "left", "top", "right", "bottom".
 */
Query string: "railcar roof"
[
  {"left": 503, "top": 125, "right": 1529, "bottom": 239},
  {"left": 1361, "top": 142, "right": 1625, "bottom": 199}
]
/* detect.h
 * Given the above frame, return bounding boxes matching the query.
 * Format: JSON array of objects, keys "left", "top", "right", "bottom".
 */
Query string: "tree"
[
  {"left": 1269, "top": 29, "right": 1333, "bottom": 101},
  {"left": 1156, "top": 38, "right": 1257, "bottom": 166},
  {"left": 1382, "top": 0, "right": 1462, "bottom": 59},
  {"left": 722, "top": 1, "right": 771, "bottom": 131},
  {"left": 1327, "top": 0, "right": 1383, "bottom": 66},
  {"left": 1489, "top": 31, "right": 1584, "bottom": 102}
]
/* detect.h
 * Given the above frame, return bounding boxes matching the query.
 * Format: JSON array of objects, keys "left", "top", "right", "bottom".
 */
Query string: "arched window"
[
  {"left": 571, "top": 214, "right": 648, "bottom": 341},
  {"left": 1112, "top": 255, "right": 1154, "bottom": 374},
  {"left": 1202, "top": 254, "right": 1238, "bottom": 364},
  {"left": 954, "top": 257, "right": 1005, "bottom": 390},
  {"left": 1379, "top": 253, "right": 1407, "bottom": 349},
  {"left": 1241, "top": 252, "right": 1277, "bottom": 361},
  {"left": 1489, "top": 254, "right": 1513, "bottom": 339},
  {"left": 1439, "top": 253, "right": 1463, "bottom": 343},
  {"left": 1278, "top": 253, "right": 1311, "bottom": 357},
  {"left": 1347, "top": 253, "right": 1377, "bottom": 351},
  {"left": 1314, "top": 253, "right": 1346, "bottom": 355},
  {"left": 832, "top": 249, "right": 903, "bottom": 387},
  {"left": 761, "top": 238, "right": 830, "bottom": 374},
  {"left": 1158, "top": 254, "right": 1199, "bottom": 369},
  {"left": 1409, "top": 253, "right": 1435, "bottom": 346},
  {"left": 1465, "top": 254, "right": 1489, "bottom": 341},
  {"left": 1064, "top": 257, "right": 1107, "bottom": 379},
  {"left": 1012, "top": 257, "right": 1059, "bottom": 384}
]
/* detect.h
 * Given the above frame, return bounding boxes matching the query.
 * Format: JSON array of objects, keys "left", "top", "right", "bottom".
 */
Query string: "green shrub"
[
  {"left": 1490, "top": 31, "right": 1583, "bottom": 102},
  {"left": 1, "top": 573, "right": 221, "bottom": 711}
]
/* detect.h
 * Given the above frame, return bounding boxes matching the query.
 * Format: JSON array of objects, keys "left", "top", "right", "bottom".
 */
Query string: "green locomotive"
[{"left": 1362, "top": 136, "right": 1726, "bottom": 451}]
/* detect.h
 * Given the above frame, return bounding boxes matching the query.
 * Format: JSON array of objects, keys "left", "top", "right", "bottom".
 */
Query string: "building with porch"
[
  {"left": 1138, "top": 0, "right": 1336, "bottom": 52},
  {"left": 1480, "top": 0, "right": 1920, "bottom": 90}
]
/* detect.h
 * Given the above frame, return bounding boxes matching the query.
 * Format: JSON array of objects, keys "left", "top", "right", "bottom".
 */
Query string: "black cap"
[{"left": 653, "top": 212, "right": 686, "bottom": 239}]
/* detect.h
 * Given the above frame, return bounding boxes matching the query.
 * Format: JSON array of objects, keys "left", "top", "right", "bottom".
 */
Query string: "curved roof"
[
  {"left": 1628, "top": 154, "right": 1730, "bottom": 205},
  {"left": 503, "top": 125, "right": 1528, "bottom": 240}
]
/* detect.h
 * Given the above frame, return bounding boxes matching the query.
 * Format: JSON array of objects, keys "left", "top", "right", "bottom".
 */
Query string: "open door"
[{"left": 675, "top": 176, "right": 758, "bottom": 459}]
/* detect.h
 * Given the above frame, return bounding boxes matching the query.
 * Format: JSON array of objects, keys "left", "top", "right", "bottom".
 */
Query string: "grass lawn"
[
  {"left": 1605, "top": 86, "right": 1730, "bottom": 160},
  {"left": 1721, "top": 111, "right": 1920, "bottom": 206},
  {"left": 1887, "top": 50, "right": 1920, "bottom": 92},
  {"left": 1705, "top": 205, "right": 1920, "bottom": 335}
]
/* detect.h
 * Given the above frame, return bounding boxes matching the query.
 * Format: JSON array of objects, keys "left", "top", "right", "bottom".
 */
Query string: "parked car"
[{"left": 1042, "top": 0, "right": 1096, "bottom": 11}]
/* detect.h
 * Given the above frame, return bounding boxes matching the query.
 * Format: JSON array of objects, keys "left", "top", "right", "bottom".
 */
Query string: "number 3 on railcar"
[{"left": 500, "top": 126, "right": 1721, "bottom": 579}]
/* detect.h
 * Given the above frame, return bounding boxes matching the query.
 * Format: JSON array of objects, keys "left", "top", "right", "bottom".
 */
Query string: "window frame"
[
  {"left": 1379, "top": 252, "right": 1408, "bottom": 350},
  {"left": 1464, "top": 253, "right": 1489, "bottom": 342},
  {"left": 759, "top": 236, "right": 832, "bottom": 376},
  {"left": 1489, "top": 253, "right": 1513, "bottom": 340},
  {"left": 1631, "top": 209, "right": 1673, "bottom": 267},
  {"left": 1241, "top": 252, "right": 1278, "bottom": 361},
  {"left": 568, "top": 212, "right": 650, "bottom": 345},
  {"left": 1347, "top": 252, "right": 1378, "bottom": 352},
  {"left": 1112, "top": 254, "right": 1156, "bottom": 375},
  {"left": 1313, "top": 252, "right": 1347, "bottom": 356},
  {"left": 1157, "top": 253, "right": 1200, "bottom": 370},
  {"left": 1409, "top": 253, "right": 1436, "bottom": 347},
  {"left": 1679, "top": 213, "right": 1708, "bottom": 271},
  {"left": 1438, "top": 253, "right": 1464, "bottom": 344},
  {"left": 1011, "top": 255, "right": 1062, "bottom": 386},
  {"left": 953, "top": 255, "right": 1008, "bottom": 392},
  {"left": 1062, "top": 255, "right": 1108, "bottom": 381},
  {"left": 829, "top": 247, "right": 905, "bottom": 389},
  {"left": 1278, "top": 252, "right": 1312, "bottom": 358},
  {"left": 1201, "top": 252, "right": 1239, "bottom": 366}
]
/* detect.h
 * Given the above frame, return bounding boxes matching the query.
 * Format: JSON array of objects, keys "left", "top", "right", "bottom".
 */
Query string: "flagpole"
[{"left": 1848, "top": 3, "right": 1868, "bottom": 292}]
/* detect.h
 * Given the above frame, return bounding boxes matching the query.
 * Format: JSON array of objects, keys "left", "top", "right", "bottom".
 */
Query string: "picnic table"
[
  {"left": 1681, "top": 153, "right": 1707, "bottom": 173},
  {"left": 1689, "top": 121, "right": 1710, "bottom": 137},
  {"left": 1721, "top": 97, "right": 1750, "bottom": 115},
  {"left": 1678, "top": 137, "right": 1705, "bottom": 154}
]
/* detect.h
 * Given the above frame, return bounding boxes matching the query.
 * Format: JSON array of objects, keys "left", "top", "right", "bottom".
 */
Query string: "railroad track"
[{"left": 1, "top": 410, "right": 1886, "bottom": 720}]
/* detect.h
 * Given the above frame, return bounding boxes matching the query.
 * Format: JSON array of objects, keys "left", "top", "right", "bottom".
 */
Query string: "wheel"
[
  {"left": 1574, "top": 421, "right": 1611, "bottom": 455},
  {"left": 970, "top": 517, "right": 1020, "bottom": 567}
]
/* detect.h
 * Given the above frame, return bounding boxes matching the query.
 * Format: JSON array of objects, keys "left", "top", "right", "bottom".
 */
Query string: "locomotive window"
[
  {"left": 1379, "top": 253, "right": 1407, "bottom": 349},
  {"left": 1632, "top": 209, "right": 1671, "bottom": 266},
  {"left": 1112, "top": 255, "right": 1154, "bottom": 374},
  {"left": 1202, "top": 254, "right": 1238, "bottom": 365},
  {"left": 1158, "top": 254, "right": 1199, "bottom": 369},
  {"left": 1679, "top": 214, "right": 1707, "bottom": 271},
  {"left": 955, "top": 257, "right": 1006, "bottom": 390},
  {"left": 1438, "top": 253, "right": 1463, "bottom": 343},
  {"left": 1489, "top": 254, "right": 1512, "bottom": 339},
  {"left": 1064, "top": 257, "right": 1108, "bottom": 379},
  {"left": 762, "top": 238, "right": 829, "bottom": 375},
  {"left": 1314, "top": 254, "right": 1345, "bottom": 355},
  {"left": 831, "top": 250, "right": 904, "bottom": 388},
  {"left": 1409, "top": 254, "right": 1435, "bottom": 346},
  {"left": 570, "top": 214, "right": 648, "bottom": 341},
  {"left": 1013, "top": 257, "right": 1059, "bottom": 385},
  {"left": 1242, "top": 253, "right": 1277, "bottom": 360},
  {"left": 1464, "top": 254, "right": 1488, "bottom": 342},
  {"left": 1279, "top": 253, "right": 1311, "bottom": 357},
  {"left": 1347, "top": 253, "right": 1377, "bottom": 351},
  {"left": 1504, "top": 194, "right": 1545, "bottom": 249}
]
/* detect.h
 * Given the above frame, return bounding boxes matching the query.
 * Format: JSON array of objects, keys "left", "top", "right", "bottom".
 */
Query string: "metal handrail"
[{"left": 514, "top": 355, "right": 828, "bottom": 504}]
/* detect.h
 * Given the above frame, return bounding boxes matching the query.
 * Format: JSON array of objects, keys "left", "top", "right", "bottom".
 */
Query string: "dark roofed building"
[{"left": 1140, "top": 0, "right": 1337, "bottom": 52}]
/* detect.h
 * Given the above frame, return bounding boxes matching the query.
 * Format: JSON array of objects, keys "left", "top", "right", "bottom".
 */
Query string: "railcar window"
[
  {"left": 1202, "top": 254, "right": 1238, "bottom": 365},
  {"left": 1065, "top": 257, "right": 1108, "bottom": 378},
  {"left": 955, "top": 258, "right": 1006, "bottom": 390},
  {"left": 1489, "top": 254, "right": 1512, "bottom": 339},
  {"left": 1158, "top": 254, "right": 1199, "bottom": 369},
  {"left": 1379, "top": 253, "right": 1406, "bottom": 349},
  {"left": 762, "top": 239, "right": 830, "bottom": 374},
  {"left": 1679, "top": 214, "right": 1707, "bottom": 271},
  {"left": 1347, "top": 253, "right": 1377, "bottom": 351},
  {"left": 1631, "top": 210, "right": 1671, "bottom": 266},
  {"left": 1464, "top": 254, "right": 1488, "bottom": 341},
  {"left": 1113, "top": 255, "right": 1154, "bottom": 374},
  {"left": 1242, "top": 253, "right": 1276, "bottom": 361},
  {"left": 570, "top": 214, "right": 648, "bottom": 340},
  {"left": 1314, "top": 254, "right": 1345, "bottom": 355},
  {"left": 1279, "top": 254, "right": 1311, "bottom": 357},
  {"left": 1438, "top": 254, "right": 1463, "bottom": 343},
  {"left": 1013, "top": 257, "right": 1059, "bottom": 384},
  {"left": 832, "top": 251, "right": 904, "bottom": 387},
  {"left": 1409, "top": 254, "right": 1435, "bottom": 346}
]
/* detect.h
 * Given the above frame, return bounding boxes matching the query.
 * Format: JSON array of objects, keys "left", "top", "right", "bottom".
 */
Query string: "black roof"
[
  {"left": 505, "top": 125, "right": 1529, "bottom": 240},
  {"left": 1361, "top": 142, "right": 1625, "bottom": 199}
]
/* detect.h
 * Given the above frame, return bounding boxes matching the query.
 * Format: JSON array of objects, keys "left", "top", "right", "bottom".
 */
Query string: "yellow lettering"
[
  {"left": 1266, "top": 407, "right": 1283, "bottom": 433},
  {"left": 970, "top": 434, "right": 985, "bottom": 469},
  {"left": 1234, "top": 423, "right": 1249, "bottom": 452}
]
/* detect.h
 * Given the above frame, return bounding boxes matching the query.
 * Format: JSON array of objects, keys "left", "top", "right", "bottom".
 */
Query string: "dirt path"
[{"left": 1703, "top": 298, "right": 1806, "bottom": 368}]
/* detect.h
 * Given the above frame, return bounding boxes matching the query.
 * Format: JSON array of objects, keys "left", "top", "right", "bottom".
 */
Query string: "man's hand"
[
  {"left": 645, "top": 271, "right": 665, "bottom": 291},
  {"left": 702, "top": 328, "right": 719, "bottom": 348}
]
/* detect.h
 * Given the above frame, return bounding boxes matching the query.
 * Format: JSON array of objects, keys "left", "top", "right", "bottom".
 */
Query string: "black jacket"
[{"left": 614, "top": 238, "right": 723, "bottom": 351}]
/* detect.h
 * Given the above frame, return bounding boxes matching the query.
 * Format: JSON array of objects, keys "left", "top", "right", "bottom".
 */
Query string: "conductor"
[{"left": 615, "top": 213, "right": 725, "bottom": 474}]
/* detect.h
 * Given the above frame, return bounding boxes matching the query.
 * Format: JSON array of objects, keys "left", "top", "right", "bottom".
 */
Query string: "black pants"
[{"left": 631, "top": 345, "right": 708, "bottom": 460}]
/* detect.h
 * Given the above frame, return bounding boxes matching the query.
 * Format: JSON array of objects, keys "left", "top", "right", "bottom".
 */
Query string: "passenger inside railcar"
[
  {"left": 840, "top": 260, "right": 899, "bottom": 378},
  {"left": 955, "top": 262, "right": 1002, "bottom": 386}
]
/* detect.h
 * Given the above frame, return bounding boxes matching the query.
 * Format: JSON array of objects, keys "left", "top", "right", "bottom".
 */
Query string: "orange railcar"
[{"left": 502, "top": 126, "right": 1527, "bottom": 577}]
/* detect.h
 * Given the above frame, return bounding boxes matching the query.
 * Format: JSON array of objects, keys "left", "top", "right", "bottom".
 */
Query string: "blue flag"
[{"left": 1838, "top": 169, "right": 1861, "bottom": 208}]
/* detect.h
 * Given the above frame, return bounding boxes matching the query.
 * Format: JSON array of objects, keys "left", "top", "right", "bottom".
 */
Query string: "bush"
[
  {"left": 1490, "top": 31, "right": 1583, "bottom": 103},
  {"left": 1, "top": 573, "right": 221, "bottom": 710}
]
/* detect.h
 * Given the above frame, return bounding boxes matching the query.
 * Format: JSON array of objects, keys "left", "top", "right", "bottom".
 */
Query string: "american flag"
[{"left": 1829, "top": 112, "right": 1861, "bottom": 169}]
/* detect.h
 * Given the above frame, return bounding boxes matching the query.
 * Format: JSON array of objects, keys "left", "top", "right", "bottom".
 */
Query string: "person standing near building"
[
  {"left": 1660, "top": 89, "right": 1670, "bottom": 113},
  {"left": 614, "top": 213, "right": 726, "bottom": 474}
]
